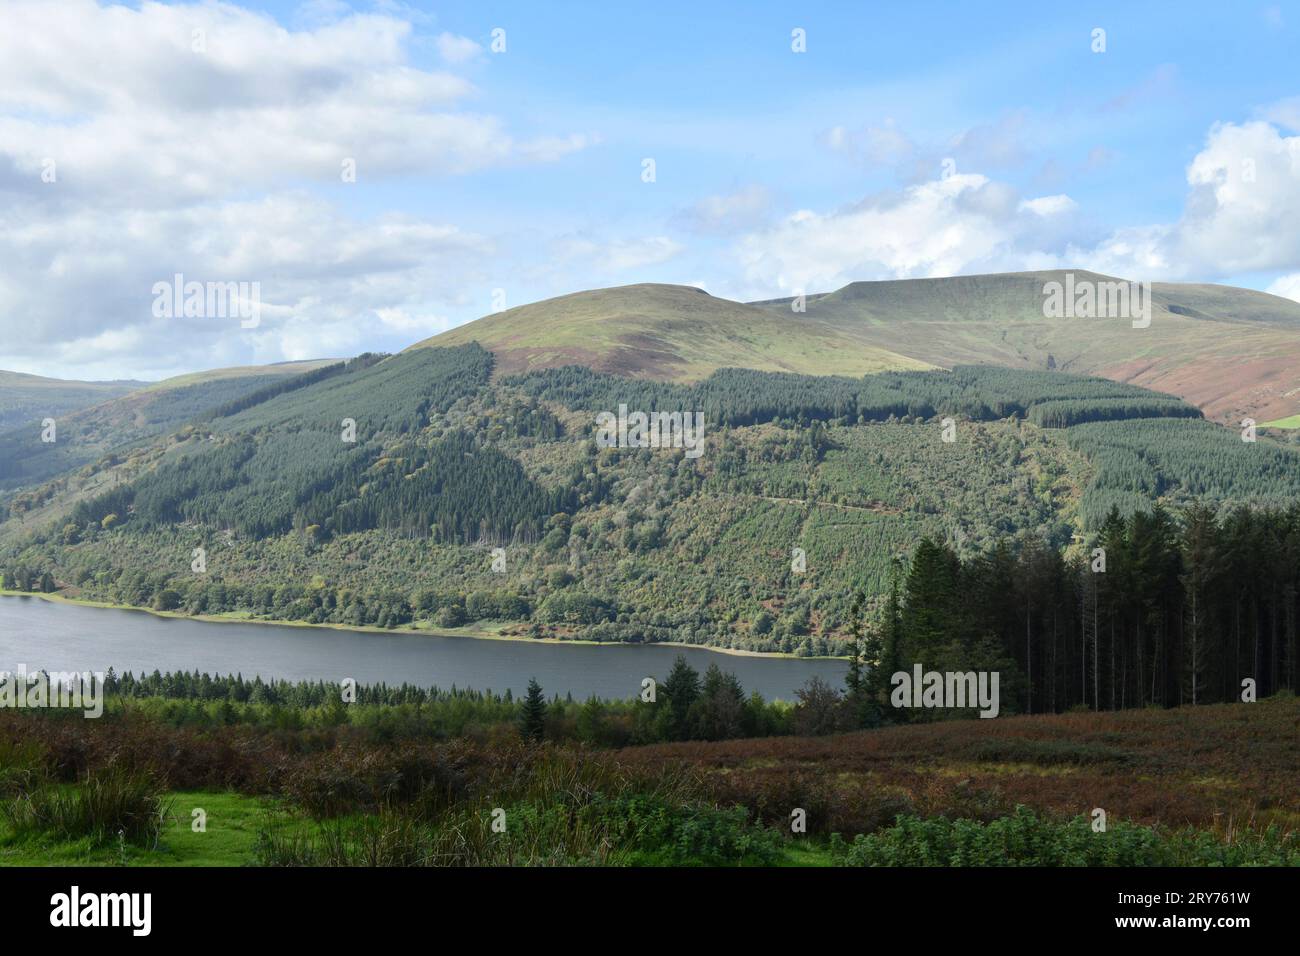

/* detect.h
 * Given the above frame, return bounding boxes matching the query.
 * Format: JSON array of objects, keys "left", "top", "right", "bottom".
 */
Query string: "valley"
[{"left": 4, "top": 277, "right": 1300, "bottom": 667}]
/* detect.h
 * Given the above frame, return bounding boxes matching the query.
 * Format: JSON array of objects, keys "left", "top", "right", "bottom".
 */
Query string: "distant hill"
[
  {"left": 749, "top": 271, "right": 1300, "bottom": 425},
  {"left": 411, "top": 272, "right": 1300, "bottom": 424},
  {"left": 0, "top": 359, "right": 336, "bottom": 491},
  {"left": 0, "top": 371, "right": 149, "bottom": 431},
  {"left": 407, "top": 283, "right": 932, "bottom": 381}
]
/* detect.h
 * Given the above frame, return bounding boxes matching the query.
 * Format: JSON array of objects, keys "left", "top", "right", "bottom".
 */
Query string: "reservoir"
[{"left": 0, "top": 595, "right": 847, "bottom": 701}]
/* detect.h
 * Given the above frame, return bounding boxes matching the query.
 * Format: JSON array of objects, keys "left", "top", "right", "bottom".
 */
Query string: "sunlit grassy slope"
[
  {"left": 750, "top": 271, "right": 1300, "bottom": 424},
  {"left": 408, "top": 283, "right": 933, "bottom": 381}
]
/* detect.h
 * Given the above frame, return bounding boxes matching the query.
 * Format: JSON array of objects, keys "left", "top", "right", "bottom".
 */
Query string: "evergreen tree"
[
  {"left": 661, "top": 655, "right": 701, "bottom": 740},
  {"left": 519, "top": 677, "right": 548, "bottom": 742},
  {"left": 866, "top": 570, "right": 904, "bottom": 717},
  {"left": 844, "top": 590, "right": 865, "bottom": 697},
  {"left": 1180, "top": 503, "right": 1220, "bottom": 705},
  {"left": 846, "top": 589, "right": 883, "bottom": 728},
  {"left": 900, "top": 538, "right": 961, "bottom": 664}
]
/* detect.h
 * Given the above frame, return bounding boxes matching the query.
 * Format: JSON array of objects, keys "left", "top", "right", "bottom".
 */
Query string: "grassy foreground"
[{"left": 2, "top": 696, "right": 1297, "bottom": 867}]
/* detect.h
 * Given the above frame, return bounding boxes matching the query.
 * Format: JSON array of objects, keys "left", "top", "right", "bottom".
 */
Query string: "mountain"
[
  {"left": 0, "top": 370, "right": 149, "bottom": 431},
  {"left": 412, "top": 272, "right": 1300, "bottom": 425},
  {"left": 407, "top": 282, "right": 932, "bottom": 380},
  {"left": 750, "top": 271, "right": 1300, "bottom": 425}
]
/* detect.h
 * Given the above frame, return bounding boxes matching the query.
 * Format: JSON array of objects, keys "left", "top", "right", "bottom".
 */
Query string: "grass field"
[{"left": 0, "top": 791, "right": 272, "bottom": 867}]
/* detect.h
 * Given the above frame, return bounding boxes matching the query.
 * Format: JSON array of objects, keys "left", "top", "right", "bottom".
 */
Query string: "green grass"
[
  {"left": 139, "top": 360, "right": 334, "bottom": 393},
  {"left": 2, "top": 788, "right": 819, "bottom": 868},
  {"left": 0, "top": 791, "right": 277, "bottom": 867},
  {"left": 1262, "top": 414, "right": 1300, "bottom": 429},
  {"left": 776, "top": 842, "right": 836, "bottom": 867}
]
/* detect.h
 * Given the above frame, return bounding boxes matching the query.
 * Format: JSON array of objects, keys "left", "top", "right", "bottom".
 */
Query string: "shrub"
[
  {"left": 2, "top": 766, "right": 167, "bottom": 847},
  {"left": 834, "top": 807, "right": 1300, "bottom": 867}
]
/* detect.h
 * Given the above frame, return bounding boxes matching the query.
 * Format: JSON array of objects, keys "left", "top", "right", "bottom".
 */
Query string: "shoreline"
[{"left": 0, "top": 589, "right": 847, "bottom": 661}]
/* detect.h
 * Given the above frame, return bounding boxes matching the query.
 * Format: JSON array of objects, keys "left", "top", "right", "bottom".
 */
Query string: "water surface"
[{"left": 0, "top": 596, "right": 846, "bottom": 701}]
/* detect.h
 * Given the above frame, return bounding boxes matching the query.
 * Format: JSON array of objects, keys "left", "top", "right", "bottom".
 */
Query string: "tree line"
[
  {"left": 55, "top": 665, "right": 820, "bottom": 746},
  {"left": 844, "top": 503, "right": 1300, "bottom": 724},
  {"left": 507, "top": 363, "right": 1201, "bottom": 430}
]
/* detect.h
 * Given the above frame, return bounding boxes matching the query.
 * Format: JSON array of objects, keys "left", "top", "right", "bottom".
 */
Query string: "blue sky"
[{"left": 1, "top": 1, "right": 1298, "bottom": 379}]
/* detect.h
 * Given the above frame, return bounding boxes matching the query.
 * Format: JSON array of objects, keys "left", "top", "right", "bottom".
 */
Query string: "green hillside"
[
  {"left": 407, "top": 282, "right": 932, "bottom": 381},
  {"left": 5, "top": 342, "right": 1298, "bottom": 656},
  {"left": 0, "top": 359, "right": 336, "bottom": 498},
  {"left": 0, "top": 370, "right": 147, "bottom": 431}
]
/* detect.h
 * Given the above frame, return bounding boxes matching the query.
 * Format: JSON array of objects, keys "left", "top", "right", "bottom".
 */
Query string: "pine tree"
[
  {"left": 901, "top": 538, "right": 961, "bottom": 663},
  {"left": 519, "top": 677, "right": 547, "bottom": 742},
  {"left": 661, "top": 655, "right": 700, "bottom": 741},
  {"left": 1180, "top": 503, "right": 1220, "bottom": 705},
  {"left": 864, "top": 567, "right": 903, "bottom": 723},
  {"left": 844, "top": 590, "right": 865, "bottom": 697}
]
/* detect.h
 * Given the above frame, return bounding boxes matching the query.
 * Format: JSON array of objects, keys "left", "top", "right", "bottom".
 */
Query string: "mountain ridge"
[{"left": 410, "top": 271, "right": 1300, "bottom": 424}]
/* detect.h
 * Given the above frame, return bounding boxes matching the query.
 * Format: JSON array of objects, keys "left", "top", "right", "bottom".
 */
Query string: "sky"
[{"left": 2, "top": 0, "right": 1299, "bottom": 381}]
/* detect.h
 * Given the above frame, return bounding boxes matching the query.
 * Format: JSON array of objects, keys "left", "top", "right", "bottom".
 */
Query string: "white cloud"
[
  {"left": 604, "top": 237, "right": 683, "bottom": 271},
  {"left": 0, "top": 193, "right": 494, "bottom": 379},
  {"left": 824, "top": 112, "right": 1033, "bottom": 184},
  {"left": 1020, "top": 194, "right": 1078, "bottom": 216},
  {"left": 945, "top": 111, "right": 1030, "bottom": 170},
  {"left": 740, "top": 113, "right": 1300, "bottom": 296},
  {"left": 435, "top": 31, "right": 484, "bottom": 64},
  {"left": 0, "top": 2, "right": 589, "bottom": 202},
  {"left": 1073, "top": 119, "right": 1300, "bottom": 279},
  {"left": 823, "top": 121, "right": 915, "bottom": 168},
  {"left": 1267, "top": 273, "right": 1300, "bottom": 303},
  {"left": 1263, "top": 96, "right": 1300, "bottom": 132},
  {"left": 736, "top": 173, "right": 1076, "bottom": 293},
  {"left": 0, "top": 1, "right": 592, "bottom": 378}
]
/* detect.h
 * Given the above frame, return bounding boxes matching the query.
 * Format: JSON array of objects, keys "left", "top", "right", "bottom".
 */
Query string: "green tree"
[
  {"left": 661, "top": 655, "right": 701, "bottom": 740},
  {"left": 154, "top": 588, "right": 182, "bottom": 611},
  {"left": 692, "top": 663, "right": 745, "bottom": 740},
  {"left": 519, "top": 677, "right": 548, "bottom": 742}
]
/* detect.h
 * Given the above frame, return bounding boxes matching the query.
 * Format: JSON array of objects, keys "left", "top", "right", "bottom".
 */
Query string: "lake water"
[{"left": 0, "top": 596, "right": 846, "bottom": 701}]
